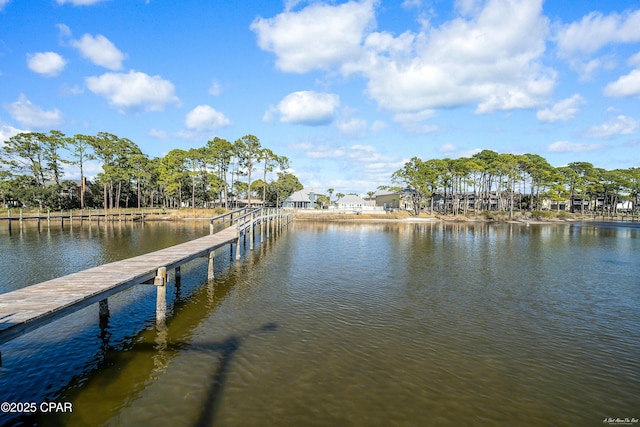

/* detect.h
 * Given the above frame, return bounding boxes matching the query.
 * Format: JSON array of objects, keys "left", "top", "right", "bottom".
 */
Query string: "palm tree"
[{"left": 327, "top": 188, "right": 334, "bottom": 209}]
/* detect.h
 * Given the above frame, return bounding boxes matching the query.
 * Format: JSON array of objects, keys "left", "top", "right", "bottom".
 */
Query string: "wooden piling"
[
  {"left": 155, "top": 267, "right": 167, "bottom": 327},
  {"left": 175, "top": 266, "right": 181, "bottom": 297},
  {"left": 208, "top": 251, "right": 215, "bottom": 280},
  {"left": 236, "top": 224, "right": 241, "bottom": 261},
  {"left": 250, "top": 212, "right": 255, "bottom": 251},
  {"left": 0, "top": 208, "right": 293, "bottom": 357},
  {"left": 99, "top": 298, "right": 110, "bottom": 329}
]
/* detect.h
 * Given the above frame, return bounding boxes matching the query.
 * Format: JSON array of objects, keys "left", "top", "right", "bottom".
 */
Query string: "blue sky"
[{"left": 1, "top": 0, "right": 640, "bottom": 195}]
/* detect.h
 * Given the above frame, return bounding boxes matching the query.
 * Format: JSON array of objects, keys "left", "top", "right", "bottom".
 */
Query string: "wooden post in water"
[
  {"left": 174, "top": 266, "right": 181, "bottom": 297},
  {"left": 155, "top": 267, "right": 167, "bottom": 328},
  {"left": 236, "top": 223, "right": 242, "bottom": 261},
  {"left": 250, "top": 212, "right": 255, "bottom": 251},
  {"left": 99, "top": 298, "right": 110, "bottom": 329},
  {"left": 208, "top": 250, "right": 215, "bottom": 280},
  {"left": 270, "top": 208, "right": 274, "bottom": 236}
]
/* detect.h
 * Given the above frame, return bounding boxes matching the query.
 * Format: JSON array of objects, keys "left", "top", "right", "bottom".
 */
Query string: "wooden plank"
[
  {"left": 0, "top": 222, "right": 250, "bottom": 346},
  {"left": 0, "top": 211, "right": 290, "bottom": 348}
]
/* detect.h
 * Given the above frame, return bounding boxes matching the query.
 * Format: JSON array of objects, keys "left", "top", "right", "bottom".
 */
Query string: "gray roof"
[
  {"left": 285, "top": 188, "right": 324, "bottom": 203},
  {"left": 337, "top": 194, "right": 366, "bottom": 204},
  {"left": 374, "top": 190, "right": 399, "bottom": 197}
]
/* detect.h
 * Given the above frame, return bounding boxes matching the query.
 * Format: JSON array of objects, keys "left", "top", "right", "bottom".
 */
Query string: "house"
[
  {"left": 374, "top": 190, "right": 402, "bottom": 210},
  {"left": 374, "top": 189, "right": 421, "bottom": 211},
  {"left": 281, "top": 188, "right": 323, "bottom": 209},
  {"left": 336, "top": 194, "right": 366, "bottom": 212}
]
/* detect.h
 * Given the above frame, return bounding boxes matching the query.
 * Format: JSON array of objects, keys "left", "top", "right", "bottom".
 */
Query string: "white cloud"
[
  {"left": 570, "top": 56, "right": 617, "bottom": 81},
  {"left": 555, "top": 9, "right": 640, "bottom": 58},
  {"left": 537, "top": 94, "right": 585, "bottom": 122},
  {"left": 604, "top": 69, "right": 640, "bottom": 98},
  {"left": 71, "top": 34, "right": 125, "bottom": 70},
  {"left": 548, "top": 141, "right": 604, "bottom": 153},
  {"left": 184, "top": 105, "right": 230, "bottom": 131},
  {"left": 149, "top": 128, "right": 169, "bottom": 140},
  {"left": 370, "top": 120, "right": 387, "bottom": 132},
  {"left": 292, "top": 141, "right": 405, "bottom": 191},
  {"left": 26, "top": 52, "right": 67, "bottom": 76},
  {"left": 60, "top": 83, "right": 84, "bottom": 97},
  {"left": 586, "top": 115, "right": 638, "bottom": 139},
  {"left": 56, "top": 0, "right": 107, "bottom": 5},
  {"left": 0, "top": 0, "right": 11, "bottom": 11},
  {"left": 56, "top": 23, "right": 72, "bottom": 38},
  {"left": 393, "top": 109, "right": 439, "bottom": 134},
  {"left": 440, "top": 143, "right": 457, "bottom": 154},
  {"left": 251, "top": 0, "right": 377, "bottom": 73},
  {"left": 0, "top": 123, "right": 24, "bottom": 144},
  {"left": 86, "top": 70, "right": 179, "bottom": 112},
  {"left": 255, "top": 0, "right": 553, "bottom": 115},
  {"left": 63, "top": 160, "right": 102, "bottom": 180},
  {"left": 337, "top": 117, "right": 368, "bottom": 138},
  {"left": 402, "top": 0, "right": 422, "bottom": 10},
  {"left": 353, "top": 0, "right": 555, "bottom": 113},
  {"left": 4, "top": 94, "right": 64, "bottom": 129},
  {"left": 208, "top": 80, "right": 222, "bottom": 96},
  {"left": 438, "top": 143, "right": 481, "bottom": 158},
  {"left": 629, "top": 52, "right": 640, "bottom": 67},
  {"left": 277, "top": 91, "right": 340, "bottom": 125}
]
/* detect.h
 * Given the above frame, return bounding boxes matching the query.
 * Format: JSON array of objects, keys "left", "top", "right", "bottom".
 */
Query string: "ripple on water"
[{"left": 2, "top": 221, "right": 639, "bottom": 426}]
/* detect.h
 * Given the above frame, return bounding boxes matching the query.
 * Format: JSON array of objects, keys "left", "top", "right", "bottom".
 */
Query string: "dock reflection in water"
[{"left": 1, "top": 221, "right": 639, "bottom": 426}]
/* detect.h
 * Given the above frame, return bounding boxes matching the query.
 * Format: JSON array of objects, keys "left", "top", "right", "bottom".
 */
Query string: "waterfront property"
[
  {"left": 281, "top": 188, "right": 325, "bottom": 209},
  {"left": 0, "top": 208, "right": 292, "bottom": 365}
]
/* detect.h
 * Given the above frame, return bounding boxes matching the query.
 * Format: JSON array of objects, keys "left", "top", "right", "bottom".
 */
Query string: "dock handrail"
[
  {"left": 0, "top": 207, "right": 294, "bottom": 359},
  {"left": 209, "top": 207, "right": 291, "bottom": 235},
  {"left": 209, "top": 207, "right": 253, "bottom": 234}
]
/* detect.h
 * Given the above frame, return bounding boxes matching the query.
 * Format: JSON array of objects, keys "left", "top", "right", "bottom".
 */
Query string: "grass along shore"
[{"left": 5, "top": 207, "right": 636, "bottom": 224}]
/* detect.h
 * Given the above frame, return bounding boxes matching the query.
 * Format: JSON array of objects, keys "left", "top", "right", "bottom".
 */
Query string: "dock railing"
[{"left": 0, "top": 206, "right": 293, "bottom": 365}]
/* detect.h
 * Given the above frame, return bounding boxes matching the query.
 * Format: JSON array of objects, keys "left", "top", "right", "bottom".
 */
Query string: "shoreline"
[
  {"left": 135, "top": 209, "right": 636, "bottom": 226},
  {"left": 292, "top": 216, "right": 576, "bottom": 225}
]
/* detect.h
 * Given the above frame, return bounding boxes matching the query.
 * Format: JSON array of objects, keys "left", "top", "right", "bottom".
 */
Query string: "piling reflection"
[
  {"left": 1, "top": 220, "right": 639, "bottom": 426},
  {"left": 8, "top": 223, "right": 280, "bottom": 426}
]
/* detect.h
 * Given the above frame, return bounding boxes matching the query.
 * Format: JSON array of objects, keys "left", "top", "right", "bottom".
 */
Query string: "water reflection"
[{"left": 0, "top": 220, "right": 638, "bottom": 426}]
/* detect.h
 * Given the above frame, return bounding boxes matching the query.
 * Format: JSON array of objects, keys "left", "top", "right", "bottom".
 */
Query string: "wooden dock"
[{"left": 0, "top": 208, "right": 292, "bottom": 364}]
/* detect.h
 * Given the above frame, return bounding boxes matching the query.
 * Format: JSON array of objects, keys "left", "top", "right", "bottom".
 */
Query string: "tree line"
[
  {"left": 390, "top": 150, "right": 640, "bottom": 217},
  {"left": 0, "top": 130, "right": 303, "bottom": 210}
]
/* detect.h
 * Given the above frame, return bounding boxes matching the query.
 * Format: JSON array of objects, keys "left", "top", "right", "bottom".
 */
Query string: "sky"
[{"left": 1, "top": 0, "right": 640, "bottom": 196}]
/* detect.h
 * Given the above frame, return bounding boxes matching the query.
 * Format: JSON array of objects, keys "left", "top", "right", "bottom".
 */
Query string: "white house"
[
  {"left": 334, "top": 194, "right": 384, "bottom": 213},
  {"left": 336, "top": 194, "right": 366, "bottom": 210}
]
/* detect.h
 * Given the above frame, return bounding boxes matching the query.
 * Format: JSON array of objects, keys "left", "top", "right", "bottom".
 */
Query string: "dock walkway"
[{"left": 0, "top": 208, "right": 292, "bottom": 363}]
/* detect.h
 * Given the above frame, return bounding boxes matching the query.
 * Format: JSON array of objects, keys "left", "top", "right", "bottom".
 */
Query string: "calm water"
[{"left": 0, "top": 220, "right": 638, "bottom": 426}]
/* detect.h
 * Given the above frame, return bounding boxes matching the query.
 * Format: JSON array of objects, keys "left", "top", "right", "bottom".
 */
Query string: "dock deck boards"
[{"left": 0, "top": 225, "right": 242, "bottom": 345}]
